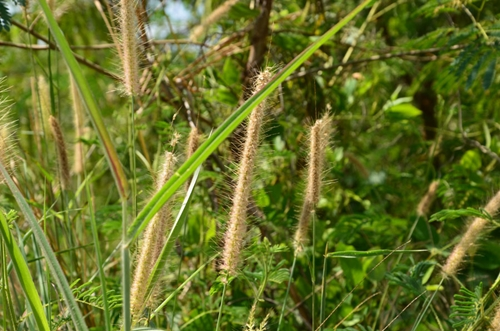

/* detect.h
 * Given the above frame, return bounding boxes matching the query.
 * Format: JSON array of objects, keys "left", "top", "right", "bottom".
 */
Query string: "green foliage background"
[{"left": 1, "top": 0, "right": 500, "bottom": 330}]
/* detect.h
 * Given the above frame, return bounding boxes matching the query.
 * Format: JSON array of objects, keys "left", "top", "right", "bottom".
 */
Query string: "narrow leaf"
[
  {"left": 327, "top": 249, "right": 427, "bottom": 258},
  {"left": 0, "top": 162, "right": 89, "bottom": 331},
  {"left": 482, "top": 57, "right": 496, "bottom": 90},
  {"left": 143, "top": 165, "right": 202, "bottom": 305},
  {"left": 0, "top": 212, "right": 50, "bottom": 331}
]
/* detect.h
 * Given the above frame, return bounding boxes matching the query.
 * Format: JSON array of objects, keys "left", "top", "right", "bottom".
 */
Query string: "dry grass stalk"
[
  {"left": 48, "top": 115, "right": 70, "bottom": 191},
  {"left": 294, "top": 114, "right": 332, "bottom": 251},
  {"left": 131, "top": 151, "right": 177, "bottom": 317},
  {"left": 221, "top": 68, "right": 272, "bottom": 277},
  {"left": 442, "top": 189, "right": 500, "bottom": 277},
  {"left": 190, "top": 0, "right": 239, "bottom": 41},
  {"left": 416, "top": 180, "right": 439, "bottom": 217},
  {"left": 70, "top": 77, "right": 86, "bottom": 175},
  {"left": 119, "top": 0, "right": 140, "bottom": 95}
]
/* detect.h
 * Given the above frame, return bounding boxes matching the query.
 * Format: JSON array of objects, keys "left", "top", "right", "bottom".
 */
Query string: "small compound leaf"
[{"left": 482, "top": 57, "right": 496, "bottom": 90}]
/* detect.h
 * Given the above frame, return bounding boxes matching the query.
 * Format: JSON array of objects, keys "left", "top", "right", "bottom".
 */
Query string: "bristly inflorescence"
[
  {"left": 294, "top": 113, "right": 333, "bottom": 251},
  {"left": 0, "top": 79, "right": 16, "bottom": 174},
  {"left": 442, "top": 190, "right": 500, "bottom": 277},
  {"left": 131, "top": 151, "right": 177, "bottom": 319},
  {"left": 119, "top": 0, "right": 140, "bottom": 96},
  {"left": 220, "top": 68, "right": 272, "bottom": 278},
  {"left": 49, "top": 115, "right": 70, "bottom": 191},
  {"left": 490, "top": 303, "right": 500, "bottom": 331}
]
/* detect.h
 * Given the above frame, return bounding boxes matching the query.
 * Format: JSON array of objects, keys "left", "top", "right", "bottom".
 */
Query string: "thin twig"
[
  {"left": 10, "top": 20, "right": 120, "bottom": 80},
  {"left": 287, "top": 44, "right": 468, "bottom": 80}
]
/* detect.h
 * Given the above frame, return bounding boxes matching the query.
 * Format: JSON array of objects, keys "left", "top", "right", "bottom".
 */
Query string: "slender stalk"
[
  {"left": 410, "top": 277, "right": 444, "bottom": 331},
  {"left": 86, "top": 192, "right": 111, "bottom": 331},
  {"left": 277, "top": 252, "right": 297, "bottom": 331},
  {"left": 123, "top": 96, "right": 135, "bottom": 330},
  {"left": 122, "top": 198, "right": 131, "bottom": 331},
  {"left": 311, "top": 211, "right": 316, "bottom": 331},
  {"left": 319, "top": 243, "right": 328, "bottom": 331},
  {"left": 215, "top": 282, "right": 227, "bottom": 331}
]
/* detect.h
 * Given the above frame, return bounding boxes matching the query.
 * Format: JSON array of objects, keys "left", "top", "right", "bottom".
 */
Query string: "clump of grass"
[
  {"left": 119, "top": 0, "right": 140, "bottom": 96},
  {"left": 221, "top": 68, "right": 272, "bottom": 277},
  {"left": 416, "top": 180, "right": 439, "bottom": 217},
  {"left": 294, "top": 114, "right": 332, "bottom": 251},
  {"left": 48, "top": 115, "right": 70, "bottom": 191},
  {"left": 130, "top": 151, "right": 177, "bottom": 319},
  {"left": 442, "top": 190, "right": 500, "bottom": 277}
]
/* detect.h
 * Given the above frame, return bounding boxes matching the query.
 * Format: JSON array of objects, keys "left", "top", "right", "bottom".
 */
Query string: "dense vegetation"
[{"left": 0, "top": 0, "right": 500, "bottom": 330}]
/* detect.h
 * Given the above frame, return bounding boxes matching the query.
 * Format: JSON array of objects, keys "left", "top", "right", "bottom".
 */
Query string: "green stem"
[
  {"left": 86, "top": 191, "right": 111, "bottom": 331},
  {"left": 410, "top": 277, "right": 444, "bottom": 331},
  {"left": 215, "top": 282, "right": 227, "bottom": 331},
  {"left": 122, "top": 198, "right": 131, "bottom": 331},
  {"left": 277, "top": 251, "right": 297, "bottom": 331},
  {"left": 319, "top": 243, "right": 328, "bottom": 331},
  {"left": 311, "top": 211, "right": 316, "bottom": 330}
]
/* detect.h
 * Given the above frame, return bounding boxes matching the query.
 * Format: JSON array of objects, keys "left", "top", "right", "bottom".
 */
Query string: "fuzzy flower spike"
[
  {"left": 119, "top": 0, "right": 140, "bottom": 96},
  {"left": 221, "top": 68, "right": 272, "bottom": 278},
  {"left": 442, "top": 189, "right": 500, "bottom": 277},
  {"left": 131, "top": 151, "right": 177, "bottom": 317},
  {"left": 294, "top": 114, "right": 332, "bottom": 251}
]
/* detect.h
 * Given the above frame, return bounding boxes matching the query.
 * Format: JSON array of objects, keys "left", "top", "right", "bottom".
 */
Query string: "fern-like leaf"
[
  {"left": 450, "top": 283, "right": 482, "bottom": 328},
  {"left": 0, "top": 0, "right": 12, "bottom": 32}
]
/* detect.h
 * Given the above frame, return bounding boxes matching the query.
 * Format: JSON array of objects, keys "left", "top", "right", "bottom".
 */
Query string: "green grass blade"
[
  {"left": 143, "top": 165, "right": 202, "bottom": 305},
  {"left": 327, "top": 249, "right": 428, "bottom": 258},
  {"left": 0, "top": 212, "right": 50, "bottom": 331},
  {"left": 0, "top": 162, "right": 89, "bottom": 331},
  {"left": 36, "top": 0, "right": 128, "bottom": 198},
  {"left": 126, "top": 0, "right": 374, "bottom": 245}
]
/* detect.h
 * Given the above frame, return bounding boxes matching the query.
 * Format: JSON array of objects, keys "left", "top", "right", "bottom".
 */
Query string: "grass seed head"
[
  {"left": 49, "top": 115, "right": 70, "bottom": 191},
  {"left": 490, "top": 303, "right": 500, "bottom": 331},
  {"left": 119, "top": 0, "right": 140, "bottom": 96},
  {"left": 131, "top": 151, "right": 177, "bottom": 318},
  {"left": 186, "top": 127, "right": 200, "bottom": 159},
  {"left": 294, "top": 113, "right": 332, "bottom": 251},
  {"left": 0, "top": 80, "right": 17, "bottom": 175},
  {"left": 221, "top": 68, "right": 271, "bottom": 277},
  {"left": 442, "top": 190, "right": 500, "bottom": 277}
]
